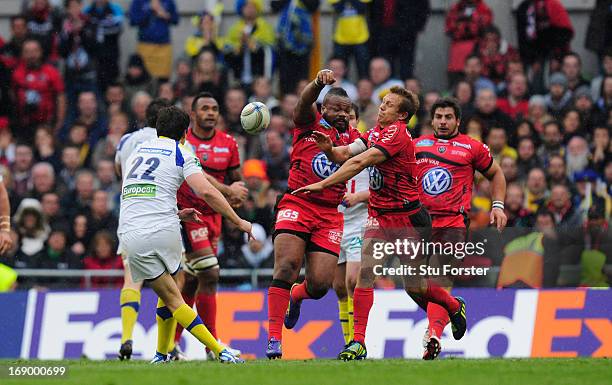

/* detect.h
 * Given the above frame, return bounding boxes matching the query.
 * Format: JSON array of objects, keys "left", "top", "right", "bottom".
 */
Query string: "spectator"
[
  {"left": 68, "top": 213, "right": 91, "bottom": 259},
  {"left": 87, "top": 190, "right": 117, "bottom": 236},
  {"left": 329, "top": 0, "right": 370, "bottom": 80},
  {"left": 573, "top": 86, "right": 596, "bottom": 131},
  {"left": 547, "top": 184, "right": 582, "bottom": 229},
  {"left": 27, "top": 162, "right": 63, "bottom": 202},
  {"left": 37, "top": 228, "right": 81, "bottom": 286},
  {"left": 40, "top": 192, "right": 69, "bottom": 230},
  {"left": 63, "top": 91, "right": 108, "bottom": 147},
  {"left": 527, "top": 95, "right": 553, "bottom": 133},
  {"left": 241, "top": 159, "right": 274, "bottom": 232},
  {"left": 59, "top": 0, "right": 99, "bottom": 113},
  {"left": 544, "top": 72, "right": 572, "bottom": 118},
  {"left": 156, "top": 81, "right": 174, "bottom": 103},
  {"left": 82, "top": 230, "right": 122, "bottom": 287},
  {"left": 11, "top": 144, "right": 34, "bottom": 198},
  {"left": 547, "top": 154, "right": 571, "bottom": 187},
  {"left": 0, "top": 61, "right": 12, "bottom": 133},
  {"left": 516, "top": 0, "right": 573, "bottom": 71},
  {"left": 0, "top": 130, "right": 16, "bottom": 167},
  {"left": 67, "top": 122, "right": 92, "bottom": 167},
  {"left": 594, "top": 75, "right": 612, "bottom": 125},
  {"left": 504, "top": 183, "right": 533, "bottom": 227},
  {"left": 11, "top": 38, "right": 66, "bottom": 142},
  {"left": 59, "top": 144, "right": 82, "bottom": 190},
  {"left": 497, "top": 73, "right": 530, "bottom": 120},
  {"left": 104, "top": 81, "right": 129, "bottom": 116},
  {"left": 92, "top": 111, "right": 128, "bottom": 165},
  {"left": 369, "top": 57, "right": 403, "bottom": 104},
  {"left": 63, "top": 169, "right": 97, "bottom": 218},
  {"left": 453, "top": 80, "right": 475, "bottom": 118},
  {"left": 33, "top": 125, "right": 61, "bottom": 172},
  {"left": 592, "top": 125, "right": 610, "bottom": 172},
  {"left": 561, "top": 52, "right": 590, "bottom": 93},
  {"left": 524, "top": 167, "right": 549, "bottom": 212},
  {"left": 184, "top": 10, "right": 221, "bottom": 59},
  {"left": 84, "top": 0, "right": 124, "bottom": 91},
  {"left": 566, "top": 136, "right": 591, "bottom": 179},
  {"left": 472, "top": 25, "right": 520, "bottom": 85},
  {"left": 316, "top": 56, "right": 358, "bottom": 104},
  {"left": 262, "top": 130, "right": 290, "bottom": 190},
  {"left": 604, "top": 159, "right": 612, "bottom": 195},
  {"left": 129, "top": 91, "right": 152, "bottom": 131},
  {"left": 514, "top": 119, "right": 538, "bottom": 147},
  {"left": 123, "top": 54, "right": 156, "bottom": 107},
  {"left": 272, "top": 0, "right": 319, "bottom": 95},
  {"left": 192, "top": 48, "right": 226, "bottom": 102},
  {"left": 224, "top": 86, "right": 247, "bottom": 136},
  {"left": 250, "top": 76, "right": 279, "bottom": 110},
  {"left": 172, "top": 57, "right": 193, "bottom": 99},
  {"left": 129, "top": 0, "right": 178, "bottom": 81},
  {"left": 573, "top": 169, "right": 610, "bottom": 219},
  {"left": 517, "top": 136, "right": 542, "bottom": 179},
  {"left": 461, "top": 55, "right": 495, "bottom": 94},
  {"left": 0, "top": 15, "right": 29, "bottom": 69},
  {"left": 486, "top": 126, "right": 517, "bottom": 163},
  {"left": 590, "top": 48, "right": 612, "bottom": 102},
  {"left": 537, "top": 120, "right": 565, "bottom": 166},
  {"left": 500, "top": 155, "right": 519, "bottom": 184},
  {"left": 585, "top": 0, "right": 612, "bottom": 64},
  {"left": 445, "top": 0, "right": 493, "bottom": 85},
  {"left": 224, "top": 0, "right": 275, "bottom": 87},
  {"left": 561, "top": 108, "right": 584, "bottom": 140},
  {"left": 469, "top": 88, "right": 515, "bottom": 133},
  {"left": 241, "top": 222, "right": 273, "bottom": 268},
  {"left": 14, "top": 198, "right": 50, "bottom": 259},
  {"left": 369, "top": 0, "right": 430, "bottom": 80},
  {"left": 95, "top": 159, "right": 119, "bottom": 201},
  {"left": 23, "top": 0, "right": 63, "bottom": 62},
  {"left": 355, "top": 78, "right": 377, "bottom": 130}
]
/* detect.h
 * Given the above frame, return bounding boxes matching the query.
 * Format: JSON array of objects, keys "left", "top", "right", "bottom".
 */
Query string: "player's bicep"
[
  {"left": 482, "top": 159, "right": 501, "bottom": 180},
  {"left": 293, "top": 103, "right": 317, "bottom": 127},
  {"left": 228, "top": 167, "right": 242, "bottom": 182}
]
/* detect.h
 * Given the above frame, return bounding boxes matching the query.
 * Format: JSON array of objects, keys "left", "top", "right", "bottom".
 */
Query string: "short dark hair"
[
  {"left": 10, "top": 15, "right": 26, "bottom": 24},
  {"left": 389, "top": 86, "right": 419, "bottom": 122},
  {"left": 430, "top": 97, "right": 462, "bottom": 121},
  {"left": 146, "top": 98, "right": 173, "bottom": 128},
  {"left": 156, "top": 106, "right": 191, "bottom": 140},
  {"left": 351, "top": 103, "right": 359, "bottom": 120},
  {"left": 563, "top": 51, "right": 581, "bottom": 65},
  {"left": 191, "top": 92, "right": 216, "bottom": 111},
  {"left": 323, "top": 87, "right": 349, "bottom": 104}
]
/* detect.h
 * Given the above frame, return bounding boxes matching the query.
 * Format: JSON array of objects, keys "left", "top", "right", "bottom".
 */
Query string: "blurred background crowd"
[{"left": 0, "top": 0, "right": 610, "bottom": 290}]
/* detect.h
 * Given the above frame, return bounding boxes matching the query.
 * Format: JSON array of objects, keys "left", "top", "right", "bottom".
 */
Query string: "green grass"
[{"left": 1, "top": 358, "right": 610, "bottom": 385}]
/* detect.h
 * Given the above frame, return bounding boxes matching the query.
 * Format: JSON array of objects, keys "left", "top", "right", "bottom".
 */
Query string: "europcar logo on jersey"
[
  {"left": 312, "top": 152, "right": 339, "bottom": 179},
  {"left": 122, "top": 183, "right": 156, "bottom": 199},
  {"left": 422, "top": 167, "right": 452, "bottom": 195},
  {"left": 368, "top": 166, "right": 383, "bottom": 191}
]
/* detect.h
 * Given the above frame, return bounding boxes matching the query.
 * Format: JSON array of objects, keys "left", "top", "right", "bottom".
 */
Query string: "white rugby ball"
[{"left": 240, "top": 102, "right": 270, "bottom": 135}]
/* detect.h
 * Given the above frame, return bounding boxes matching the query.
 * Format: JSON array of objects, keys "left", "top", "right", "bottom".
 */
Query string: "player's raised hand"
[
  {"left": 229, "top": 181, "right": 248, "bottom": 204},
  {"left": 0, "top": 231, "right": 12, "bottom": 255},
  {"left": 311, "top": 131, "right": 333, "bottom": 153},
  {"left": 292, "top": 182, "right": 324, "bottom": 195},
  {"left": 238, "top": 219, "right": 256, "bottom": 241},
  {"left": 178, "top": 208, "right": 203, "bottom": 224},
  {"left": 316, "top": 69, "right": 336, "bottom": 86},
  {"left": 490, "top": 207, "right": 507, "bottom": 232}
]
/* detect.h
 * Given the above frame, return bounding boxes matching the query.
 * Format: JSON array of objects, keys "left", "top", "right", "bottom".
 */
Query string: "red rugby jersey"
[
  {"left": 177, "top": 128, "right": 240, "bottom": 215},
  {"left": 359, "top": 120, "right": 420, "bottom": 211},
  {"left": 287, "top": 112, "right": 361, "bottom": 206},
  {"left": 414, "top": 133, "right": 493, "bottom": 216}
]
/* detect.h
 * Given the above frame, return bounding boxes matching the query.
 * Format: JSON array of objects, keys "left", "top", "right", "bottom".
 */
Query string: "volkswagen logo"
[
  {"left": 422, "top": 167, "right": 452, "bottom": 196},
  {"left": 368, "top": 166, "right": 384, "bottom": 191},
  {"left": 312, "top": 152, "right": 340, "bottom": 179}
]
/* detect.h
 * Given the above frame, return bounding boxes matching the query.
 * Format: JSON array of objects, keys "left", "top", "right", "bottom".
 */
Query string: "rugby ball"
[{"left": 240, "top": 102, "right": 270, "bottom": 135}]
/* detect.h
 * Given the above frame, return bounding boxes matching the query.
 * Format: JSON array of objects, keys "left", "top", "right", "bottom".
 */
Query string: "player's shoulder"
[
  {"left": 455, "top": 134, "right": 489, "bottom": 152},
  {"left": 116, "top": 132, "right": 135, "bottom": 151},
  {"left": 217, "top": 130, "right": 238, "bottom": 145}
]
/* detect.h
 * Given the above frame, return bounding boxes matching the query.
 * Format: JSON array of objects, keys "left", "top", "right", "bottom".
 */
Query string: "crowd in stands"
[{"left": 0, "top": 0, "right": 610, "bottom": 289}]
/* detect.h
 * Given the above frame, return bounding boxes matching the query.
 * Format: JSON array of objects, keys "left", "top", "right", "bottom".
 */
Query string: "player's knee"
[
  {"left": 306, "top": 281, "right": 330, "bottom": 300},
  {"left": 346, "top": 275, "right": 357, "bottom": 293},
  {"left": 333, "top": 279, "right": 347, "bottom": 299},
  {"left": 274, "top": 259, "right": 300, "bottom": 281},
  {"left": 186, "top": 254, "right": 218, "bottom": 275}
]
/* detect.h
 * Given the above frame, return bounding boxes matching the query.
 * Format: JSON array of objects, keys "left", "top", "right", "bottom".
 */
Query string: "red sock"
[
  {"left": 174, "top": 294, "right": 195, "bottom": 343},
  {"left": 268, "top": 286, "right": 290, "bottom": 340},
  {"left": 353, "top": 288, "right": 374, "bottom": 344},
  {"left": 425, "top": 281, "right": 459, "bottom": 314},
  {"left": 427, "top": 302, "right": 450, "bottom": 339},
  {"left": 291, "top": 281, "right": 311, "bottom": 302},
  {"left": 196, "top": 293, "right": 217, "bottom": 339}
]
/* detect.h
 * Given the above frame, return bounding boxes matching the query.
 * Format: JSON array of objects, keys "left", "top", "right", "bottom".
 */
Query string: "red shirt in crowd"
[{"left": 82, "top": 254, "right": 123, "bottom": 288}]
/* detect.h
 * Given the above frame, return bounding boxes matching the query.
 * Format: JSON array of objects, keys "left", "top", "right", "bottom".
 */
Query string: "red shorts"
[
  {"left": 363, "top": 206, "right": 430, "bottom": 241},
  {"left": 274, "top": 193, "right": 343, "bottom": 256},
  {"left": 431, "top": 213, "right": 468, "bottom": 243},
  {"left": 181, "top": 213, "right": 222, "bottom": 255}
]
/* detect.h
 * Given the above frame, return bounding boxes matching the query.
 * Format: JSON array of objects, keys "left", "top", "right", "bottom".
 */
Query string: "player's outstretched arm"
[
  {"left": 483, "top": 161, "right": 508, "bottom": 232},
  {"left": 311, "top": 132, "right": 366, "bottom": 164},
  {"left": 293, "top": 147, "right": 386, "bottom": 194},
  {"left": 294, "top": 69, "right": 336, "bottom": 126},
  {"left": 0, "top": 182, "right": 13, "bottom": 254},
  {"left": 186, "top": 173, "right": 255, "bottom": 240},
  {"left": 203, "top": 172, "right": 248, "bottom": 204}
]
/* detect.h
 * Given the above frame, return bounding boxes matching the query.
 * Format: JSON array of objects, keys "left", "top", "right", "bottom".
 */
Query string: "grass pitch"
[{"left": 1, "top": 358, "right": 609, "bottom": 385}]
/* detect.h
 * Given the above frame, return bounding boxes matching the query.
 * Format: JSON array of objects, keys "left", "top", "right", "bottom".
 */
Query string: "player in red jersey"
[
  {"left": 171, "top": 92, "right": 248, "bottom": 359},
  {"left": 265, "top": 69, "right": 362, "bottom": 359},
  {"left": 294, "top": 86, "right": 468, "bottom": 361},
  {"left": 414, "top": 97, "right": 507, "bottom": 360}
]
